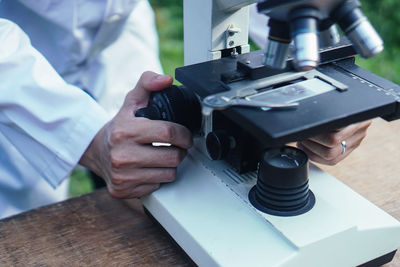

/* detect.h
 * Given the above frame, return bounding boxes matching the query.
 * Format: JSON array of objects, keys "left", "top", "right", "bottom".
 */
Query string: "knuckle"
[
  {"left": 133, "top": 117, "right": 148, "bottom": 125},
  {"left": 140, "top": 71, "right": 155, "bottom": 87},
  {"left": 359, "top": 131, "right": 367, "bottom": 141},
  {"left": 183, "top": 134, "right": 193, "bottom": 149},
  {"left": 169, "top": 151, "right": 183, "bottom": 167},
  {"left": 130, "top": 189, "right": 143, "bottom": 198},
  {"left": 326, "top": 134, "right": 342, "bottom": 147},
  {"left": 132, "top": 184, "right": 160, "bottom": 198},
  {"left": 174, "top": 152, "right": 183, "bottom": 165},
  {"left": 109, "top": 129, "right": 127, "bottom": 146},
  {"left": 353, "top": 140, "right": 363, "bottom": 149},
  {"left": 359, "top": 120, "right": 372, "bottom": 129},
  {"left": 157, "top": 124, "right": 175, "bottom": 141},
  {"left": 108, "top": 187, "right": 122, "bottom": 199},
  {"left": 328, "top": 158, "right": 340, "bottom": 166},
  {"left": 165, "top": 169, "right": 177, "bottom": 182},
  {"left": 110, "top": 174, "right": 125, "bottom": 185},
  {"left": 110, "top": 152, "right": 125, "bottom": 169},
  {"left": 150, "top": 184, "right": 161, "bottom": 193},
  {"left": 306, "top": 154, "right": 320, "bottom": 164},
  {"left": 322, "top": 148, "right": 338, "bottom": 161}
]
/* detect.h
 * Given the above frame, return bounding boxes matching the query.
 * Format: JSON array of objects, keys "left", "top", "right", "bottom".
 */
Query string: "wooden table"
[
  {"left": 319, "top": 118, "right": 400, "bottom": 267},
  {"left": 0, "top": 118, "right": 399, "bottom": 266}
]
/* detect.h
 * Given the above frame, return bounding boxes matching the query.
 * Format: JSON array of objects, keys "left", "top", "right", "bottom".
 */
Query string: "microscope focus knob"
[
  {"left": 249, "top": 146, "right": 315, "bottom": 216},
  {"left": 206, "top": 131, "right": 234, "bottom": 160},
  {"left": 135, "top": 85, "right": 202, "bottom": 134}
]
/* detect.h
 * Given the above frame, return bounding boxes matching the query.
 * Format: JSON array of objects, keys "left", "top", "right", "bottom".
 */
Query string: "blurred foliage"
[
  {"left": 362, "top": 0, "right": 400, "bottom": 53},
  {"left": 356, "top": 0, "right": 400, "bottom": 84},
  {"left": 69, "top": 168, "right": 94, "bottom": 197},
  {"left": 149, "top": 0, "right": 400, "bottom": 83},
  {"left": 150, "top": 0, "right": 184, "bottom": 80}
]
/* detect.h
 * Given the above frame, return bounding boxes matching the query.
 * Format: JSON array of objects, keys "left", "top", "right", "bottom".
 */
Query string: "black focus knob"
[
  {"left": 135, "top": 85, "right": 202, "bottom": 134},
  {"left": 249, "top": 146, "right": 315, "bottom": 216},
  {"left": 135, "top": 105, "right": 165, "bottom": 121},
  {"left": 206, "top": 131, "right": 234, "bottom": 160}
]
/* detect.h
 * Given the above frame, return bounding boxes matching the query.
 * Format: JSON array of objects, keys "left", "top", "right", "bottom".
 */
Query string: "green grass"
[
  {"left": 69, "top": 169, "right": 94, "bottom": 197},
  {"left": 356, "top": 53, "right": 400, "bottom": 85},
  {"left": 152, "top": 2, "right": 184, "bottom": 80}
]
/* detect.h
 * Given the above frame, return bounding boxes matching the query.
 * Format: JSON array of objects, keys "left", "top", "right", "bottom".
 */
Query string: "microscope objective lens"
[
  {"left": 332, "top": 0, "right": 384, "bottom": 58},
  {"left": 264, "top": 19, "right": 291, "bottom": 69},
  {"left": 290, "top": 8, "right": 320, "bottom": 71}
]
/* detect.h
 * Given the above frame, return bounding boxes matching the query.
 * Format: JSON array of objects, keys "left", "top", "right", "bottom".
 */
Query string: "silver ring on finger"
[{"left": 341, "top": 140, "right": 347, "bottom": 155}]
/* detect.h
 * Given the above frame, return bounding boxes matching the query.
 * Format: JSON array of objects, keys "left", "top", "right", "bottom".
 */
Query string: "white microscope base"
[{"left": 142, "top": 149, "right": 400, "bottom": 267}]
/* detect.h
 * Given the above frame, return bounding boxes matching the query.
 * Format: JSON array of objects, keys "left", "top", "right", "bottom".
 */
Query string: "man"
[
  {"left": 0, "top": 0, "right": 370, "bottom": 219},
  {"left": 0, "top": 0, "right": 189, "bottom": 218}
]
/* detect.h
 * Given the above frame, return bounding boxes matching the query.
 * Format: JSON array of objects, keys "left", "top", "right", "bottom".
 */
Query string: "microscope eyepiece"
[
  {"left": 289, "top": 7, "right": 320, "bottom": 71},
  {"left": 332, "top": 0, "right": 384, "bottom": 58}
]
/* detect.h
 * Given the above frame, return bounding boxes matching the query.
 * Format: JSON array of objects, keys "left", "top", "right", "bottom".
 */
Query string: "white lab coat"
[{"left": 0, "top": 0, "right": 162, "bottom": 218}]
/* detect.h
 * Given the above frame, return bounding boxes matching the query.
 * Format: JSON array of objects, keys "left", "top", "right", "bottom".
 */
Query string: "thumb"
[{"left": 123, "top": 71, "right": 174, "bottom": 111}]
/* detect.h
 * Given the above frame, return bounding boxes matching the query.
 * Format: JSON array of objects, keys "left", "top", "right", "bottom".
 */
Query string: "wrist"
[{"left": 79, "top": 123, "right": 108, "bottom": 179}]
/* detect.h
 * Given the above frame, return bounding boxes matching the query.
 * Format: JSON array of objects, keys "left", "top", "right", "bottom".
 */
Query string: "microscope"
[{"left": 138, "top": 0, "right": 400, "bottom": 266}]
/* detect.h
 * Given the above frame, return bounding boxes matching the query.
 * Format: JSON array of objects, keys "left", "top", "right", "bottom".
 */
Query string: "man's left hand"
[{"left": 297, "top": 120, "right": 372, "bottom": 165}]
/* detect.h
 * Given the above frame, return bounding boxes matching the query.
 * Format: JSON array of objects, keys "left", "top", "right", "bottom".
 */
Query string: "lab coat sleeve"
[{"left": 0, "top": 19, "right": 112, "bottom": 188}]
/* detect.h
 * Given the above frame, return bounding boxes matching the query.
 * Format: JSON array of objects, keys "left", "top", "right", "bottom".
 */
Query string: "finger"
[
  {"left": 296, "top": 142, "right": 337, "bottom": 165},
  {"left": 297, "top": 139, "right": 341, "bottom": 162},
  {"left": 297, "top": 126, "right": 367, "bottom": 165},
  {"left": 108, "top": 183, "right": 160, "bottom": 199},
  {"left": 299, "top": 143, "right": 358, "bottom": 166},
  {"left": 110, "top": 167, "right": 177, "bottom": 186},
  {"left": 123, "top": 71, "right": 173, "bottom": 109},
  {"left": 134, "top": 183, "right": 161, "bottom": 198},
  {"left": 111, "top": 145, "right": 188, "bottom": 168},
  {"left": 116, "top": 118, "right": 193, "bottom": 149},
  {"left": 308, "top": 124, "right": 358, "bottom": 148},
  {"left": 308, "top": 120, "right": 372, "bottom": 148},
  {"left": 298, "top": 127, "right": 365, "bottom": 160}
]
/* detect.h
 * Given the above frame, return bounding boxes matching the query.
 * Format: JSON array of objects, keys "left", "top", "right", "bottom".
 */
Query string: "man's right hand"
[{"left": 79, "top": 72, "right": 193, "bottom": 198}]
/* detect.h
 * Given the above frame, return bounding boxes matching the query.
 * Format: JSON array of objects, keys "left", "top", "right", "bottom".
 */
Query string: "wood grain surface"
[
  {"left": 0, "top": 189, "right": 191, "bottom": 266},
  {"left": 0, "top": 118, "right": 398, "bottom": 266},
  {"left": 319, "top": 118, "right": 400, "bottom": 267}
]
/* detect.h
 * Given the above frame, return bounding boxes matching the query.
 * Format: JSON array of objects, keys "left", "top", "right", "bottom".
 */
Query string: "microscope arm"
[
  {"left": 215, "top": 0, "right": 258, "bottom": 11},
  {"left": 185, "top": 0, "right": 383, "bottom": 72},
  {"left": 183, "top": 0, "right": 257, "bottom": 65}
]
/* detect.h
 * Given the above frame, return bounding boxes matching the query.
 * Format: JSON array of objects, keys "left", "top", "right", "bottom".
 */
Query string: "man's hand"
[
  {"left": 80, "top": 72, "right": 193, "bottom": 198},
  {"left": 297, "top": 120, "right": 372, "bottom": 165}
]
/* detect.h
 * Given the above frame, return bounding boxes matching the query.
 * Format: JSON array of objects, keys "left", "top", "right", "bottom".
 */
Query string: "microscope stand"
[{"left": 142, "top": 148, "right": 400, "bottom": 267}]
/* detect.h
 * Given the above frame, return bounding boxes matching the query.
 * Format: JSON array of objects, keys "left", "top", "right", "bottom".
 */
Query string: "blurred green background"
[{"left": 69, "top": 0, "right": 400, "bottom": 196}]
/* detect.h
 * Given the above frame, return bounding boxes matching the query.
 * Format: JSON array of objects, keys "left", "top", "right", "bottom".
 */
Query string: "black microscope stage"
[{"left": 175, "top": 40, "right": 400, "bottom": 148}]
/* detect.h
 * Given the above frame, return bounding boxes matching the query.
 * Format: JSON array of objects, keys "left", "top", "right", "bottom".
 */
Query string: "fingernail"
[{"left": 155, "top": 74, "right": 170, "bottom": 81}]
